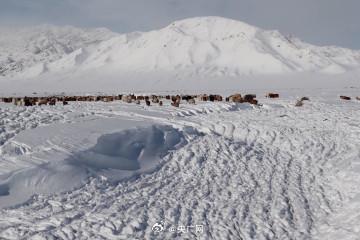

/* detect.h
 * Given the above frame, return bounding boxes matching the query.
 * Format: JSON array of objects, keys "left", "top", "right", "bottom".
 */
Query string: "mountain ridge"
[{"left": 1, "top": 16, "right": 360, "bottom": 79}]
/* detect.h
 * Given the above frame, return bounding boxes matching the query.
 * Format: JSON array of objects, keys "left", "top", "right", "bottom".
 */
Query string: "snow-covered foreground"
[{"left": 0, "top": 90, "right": 360, "bottom": 239}]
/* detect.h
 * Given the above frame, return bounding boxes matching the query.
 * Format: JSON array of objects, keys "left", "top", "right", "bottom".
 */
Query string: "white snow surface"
[
  {"left": 0, "top": 25, "right": 117, "bottom": 78},
  {"left": 0, "top": 89, "right": 360, "bottom": 239},
  {"left": 1, "top": 17, "right": 360, "bottom": 94}
]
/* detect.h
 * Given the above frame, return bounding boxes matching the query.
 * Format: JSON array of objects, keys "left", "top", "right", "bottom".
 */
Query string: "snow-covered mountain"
[
  {"left": 1, "top": 17, "right": 360, "bottom": 80},
  {"left": 0, "top": 25, "right": 117, "bottom": 77}
]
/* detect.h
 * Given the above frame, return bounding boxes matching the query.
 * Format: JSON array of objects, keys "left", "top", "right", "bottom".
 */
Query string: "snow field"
[{"left": 0, "top": 92, "right": 359, "bottom": 239}]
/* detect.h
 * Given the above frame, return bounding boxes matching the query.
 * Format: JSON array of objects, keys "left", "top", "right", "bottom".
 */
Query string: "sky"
[{"left": 0, "top": 0, "right": 359, "bottom": 49}]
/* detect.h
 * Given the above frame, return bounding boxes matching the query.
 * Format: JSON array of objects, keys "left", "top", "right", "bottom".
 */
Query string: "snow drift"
[{"left": 0, "top": 125, "right": 187, "bottom": 208}]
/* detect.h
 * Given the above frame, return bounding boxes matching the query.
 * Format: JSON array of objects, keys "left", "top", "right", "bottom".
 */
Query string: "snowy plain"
[
  {"left": 0, "top": 88, "right": 359, "bottom": 239},
  {"left": 0, "top": 16, "right": 360, "bottom": 240}
]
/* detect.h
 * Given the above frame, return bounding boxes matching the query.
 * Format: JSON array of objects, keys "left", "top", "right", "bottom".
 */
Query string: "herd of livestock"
[{"left": 0, "top": 93, "right": 359, "bottom": 107}]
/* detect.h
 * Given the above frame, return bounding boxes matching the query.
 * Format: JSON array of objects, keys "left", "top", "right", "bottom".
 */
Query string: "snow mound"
[
  {"left": 69, "top": 125, "right": 187, "bottom": 172},
  {"left": 0, "top": 125, "right": 187, "bottom": 208}
]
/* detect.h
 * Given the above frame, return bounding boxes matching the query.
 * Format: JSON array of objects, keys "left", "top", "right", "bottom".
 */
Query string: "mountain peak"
[
  {"left": 1, "top": 17, "right": 360, "bottom": 80},
  {"left": 164, "top": 16, "right": 259, "bottom": 41}
]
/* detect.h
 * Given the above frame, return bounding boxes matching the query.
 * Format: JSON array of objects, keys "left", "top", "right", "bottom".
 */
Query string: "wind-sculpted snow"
[
  {"left": 0, "top": 125, "right": 188, "bottom": 208},
  {"left": 0, "top": 92, "right": 359, "bottom": 239}
]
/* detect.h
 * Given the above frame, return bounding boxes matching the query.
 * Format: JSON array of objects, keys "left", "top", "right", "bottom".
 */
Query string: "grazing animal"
[
  {"left": 295, "top": 100, "right": 304, "bottom": 107},
  {"left": 182, "top": 95, "right": 192, "bottom": 101},
  {"left": 356, "top": 97, "right": 360, "bottom": 101},
  {"left": 63, "top": 101, "right": 69, "bottom": 105},
  {"left": 340, "top": 96, "right": 351, "bottom": 100},
  {"left": 152, "top": 96, "right": 160, "bottom": 103},
  {"left": 122, "top": 95, "right": 132, "bottom": 103},
  {"left": 243, "top": 94, "right": 256, "bottom": 102},
  {"left": 187, "top": 98, "right": 196, "bottom": 104},
  {"left": 49, "top": 99, "right": 56, "bottom": 106},
  {"left": 214, "top": 95, "right": 223, "bottom": 101},
  {"left": 159, "top": 101, "right": 163, "bottom": 106},
  {"left": 300, "top": 97, "right": 310, "bottom": 101},
  {"left": 171, "top": 95, "right": 181, "bottom": 107},
  {"left": 24, "top": 97, "right": 34, "bottom": 106},
  {"left": 198, "top": 94, "right": 209, "bottom": 101},
  {"left": 266, "top": 93, "right": 279, "bottom": 98},
  {"left": 208, "top": 94, "right": 222, "bottom": 102},
  {"left": 146, "top": 100, "right": 151, "bottom": 106},
  {"left": 171, "top": 95, "right": 181, "bottom": 103},
  {"left": 171, "top": 102, "right": 180, "bottom": 107},
  {"left": 13, "top": 98, "right": 24, "bottom": 106},
  {"left": 241, "top": 94, "right": 258, "bottom": 105},
  {"left": 249, "top": 99, "right": 258, "bottom": 105},
  {"left": 137, "top": 96, "right": 145, "bottom": 101},
  {"left": 38, "top": 99, "right": 48, "bottom": 106},
  {"left": 228, "top": 94, "right": 243, "bottom": 103},
  {"left": 1, "top": 97, "right": 13, "bottom": 103}
]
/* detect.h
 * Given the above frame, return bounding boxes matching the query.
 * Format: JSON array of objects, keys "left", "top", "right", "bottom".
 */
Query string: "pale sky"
[{"left": 0, "top": 0, "right": 359, "bottom": 49}]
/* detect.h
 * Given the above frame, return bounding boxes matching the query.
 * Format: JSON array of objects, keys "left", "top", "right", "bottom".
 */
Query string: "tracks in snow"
[{"left": 0, "top": 99, "right": 359, "bottom": 239}]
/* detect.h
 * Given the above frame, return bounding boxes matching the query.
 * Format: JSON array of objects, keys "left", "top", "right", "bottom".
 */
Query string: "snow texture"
[{"left": 0, "top": 89, "right": 359, "bottom": 239}]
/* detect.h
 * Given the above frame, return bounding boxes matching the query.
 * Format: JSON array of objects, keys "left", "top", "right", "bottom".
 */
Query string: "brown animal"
[
  {"left": 214, "top": 95, "right": 223, "bottom": 101},
  {"left": 208, "top": 94, "right": 222, "bottom": 102},
  {"left": 340, "top": 96, "right": 351, "bottom": 100},
  {"left": 171, "top": 95, "right": 181, "bottom": 107},
  {"left": 249, "top": 99, "right": 258, "bottom": 105},
  {"left": 266, "top": 93, "right": 279, "bottom": 98},
  {"left": 171, "top": 95, "right": 181, "bottom": 103},
  {"left": 198, "top": 94, "right": 209, "bottom": 101},
  {"left": 356, "top": 97, "right": 360, "bottom": 101},
  {"left": 137, "top": 96, "right": 145, "bottom": 101},
  {"left": 171, "top": 102, "right": 180, "bottom": 107},
  {"left": 146, "top": 100, "right": 151, "bottom": 106},
  {"left": 37, "top": 99, "right": 48, "bottom": 106}
]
